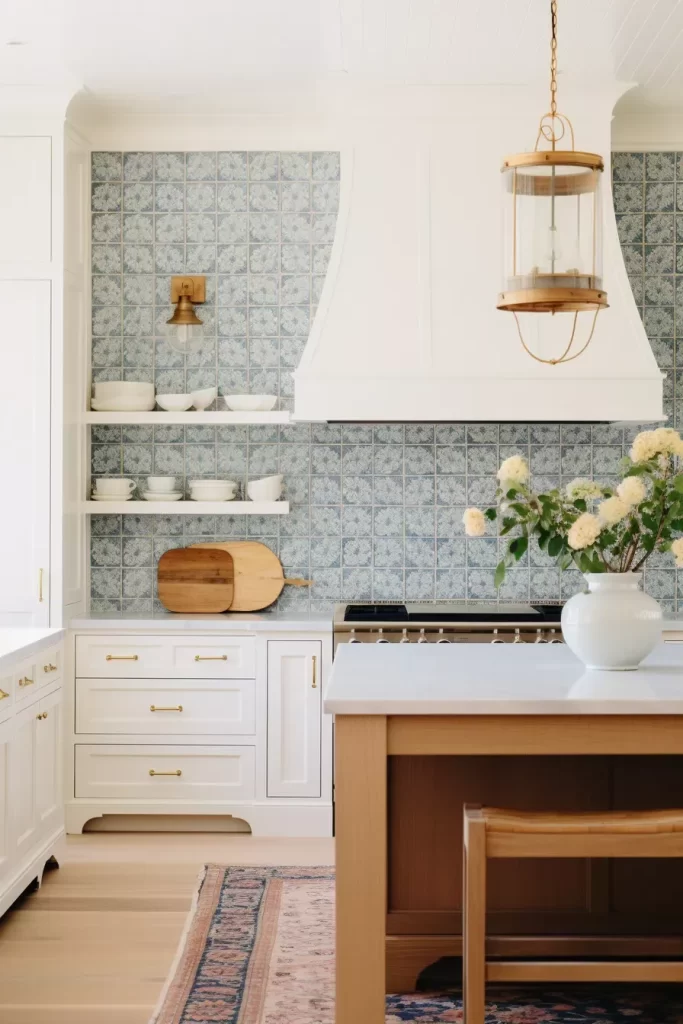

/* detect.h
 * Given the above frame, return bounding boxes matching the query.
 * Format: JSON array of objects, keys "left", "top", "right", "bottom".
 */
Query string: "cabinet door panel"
[
  {"left": 8, "top": 704, "right": 38, "bottom": 859},
  {"left": 0, "top": 137, "right": 51, "bottom": 262},
  {"left": 267, "top": 641, "right": 321, "bottom": 798},
  {"left": 0, "top": 280, "right": 51, "bottom": 626},
  {"left": 35, "top": 688, "right": 62, "bottom": 838},
  {"left": 0, "top": 720, "right": 11, "bottom": 889}
]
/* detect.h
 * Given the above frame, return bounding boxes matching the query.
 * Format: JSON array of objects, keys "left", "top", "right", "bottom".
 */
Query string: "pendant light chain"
[{"left": 549, "top": 0, "right": 558, "bottom": 120}]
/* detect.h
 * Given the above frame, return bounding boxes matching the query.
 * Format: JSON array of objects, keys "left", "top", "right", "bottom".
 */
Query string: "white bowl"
[
  {"left": 191, "top": 387, "right": 217, "bottom": 411},
  {"left": 146, "top": 476, "right": 177, "bottom": 493},
  {"left": 225, "top": 394, "right": 277, "bottom": 412},
  {"left": 156, "top": 394, "right": 193, "bottom": 412},
  {"left": 247, "top": 474, "right": 284, "bottom": 502},
  {"left": 188, "top": 479, "right": 237, "bottom": 491}
]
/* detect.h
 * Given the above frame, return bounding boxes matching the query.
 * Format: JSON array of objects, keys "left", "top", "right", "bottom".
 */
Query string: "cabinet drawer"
[
  {"left": 38, "top": 646, "right": 61, "bottom": 688},
  {"left": 74, "top": 744, "right": 255, "bottom": 802},
  {"left": 76, "top": 635, "right": 256, "bottom": 679},
  {"left": 76, "top": 678, "right": 255, "bottom": 736}
]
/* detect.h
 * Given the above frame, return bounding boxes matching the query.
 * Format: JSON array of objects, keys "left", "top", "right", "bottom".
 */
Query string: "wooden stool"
[{"left": 463, "top": 804, "right": 683, "bottom": 1024}]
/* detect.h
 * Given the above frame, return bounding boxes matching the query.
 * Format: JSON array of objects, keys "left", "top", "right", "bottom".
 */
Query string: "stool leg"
[{"left": 463, "top": 806, "right": 487, "bottom": 1024}]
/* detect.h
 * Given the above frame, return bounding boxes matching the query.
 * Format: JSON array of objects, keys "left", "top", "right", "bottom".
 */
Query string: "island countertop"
[
  {"left": 0, "top": 628, "right": 65, "bottom": 674},
  {"left": 324, "top": 641, "right": 683, "bottom": 715}
]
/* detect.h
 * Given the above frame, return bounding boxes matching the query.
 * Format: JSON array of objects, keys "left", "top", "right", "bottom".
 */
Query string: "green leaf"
[
  {"left": 514, "top": 536, "right": 528, "bottom": 561},
  {"left": 506, "top": 488, "right": 518, "bottom": 500},
  {"left": 548, "top": 535, "right": 563, "bottom": 557},
  {"left": 484, "top": 507, "right": 497, "bottom": 521},
  {"left": 673, "top": 475, "right": 683, "bottom": 493},
  {"left": 573, "top": 499, "right": 587, "bottom": 512},
  {"left": 494, "top": 561, "right": 506, "bottom": 589},
  {"left": 537, "top": 530, "right": 549, "bottom": 550}
]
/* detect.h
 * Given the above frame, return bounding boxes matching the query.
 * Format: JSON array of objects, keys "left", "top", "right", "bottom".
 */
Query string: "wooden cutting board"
[
  {"left": 191, "top": 540, "right": 312, "bottom": 611},
  {"left": 157, "top": 547, "right": 234, "bottom": 613}
]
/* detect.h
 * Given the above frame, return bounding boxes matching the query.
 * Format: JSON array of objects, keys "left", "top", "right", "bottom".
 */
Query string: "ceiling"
[{"left": 1, "top": 0, "right": 683, "bottom": 113}]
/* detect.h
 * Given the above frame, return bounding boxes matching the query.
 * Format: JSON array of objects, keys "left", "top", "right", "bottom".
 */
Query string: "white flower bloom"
[
  {"left": 630, "top": 427, "right": 683, "bottom": 463},
  {"left": 598, "top": 496, "right": 630, "bottom": 526},
  {"left": 567, "top": 512, "right": 602, "bottom": 551},
  {"left": 616, "top": 476, "right": 647, "bottom": 506},
  {"left": 565, "top": 478, "right": 602, "bottom": 501},
  {"left": 630, "top": 431, "right": 660, "bottom": 463},
  {"left": 497, "top": 455, "right": 529, "bottom": 488},
  {"left": 463, "top": 508, "right": 487, "bottom": 537},
  {"left": 672, "top": 538, "right": 683, "bottom": 567}
]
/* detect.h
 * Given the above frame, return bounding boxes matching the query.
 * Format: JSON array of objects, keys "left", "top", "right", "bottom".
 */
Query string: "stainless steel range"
[{"left": 333, "top": 602, "right": 565, "bottom": 650}]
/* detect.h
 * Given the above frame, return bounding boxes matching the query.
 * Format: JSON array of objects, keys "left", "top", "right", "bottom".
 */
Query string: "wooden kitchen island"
[{"left": 325, "top": 642, "right": 683, "bottom": 1024}]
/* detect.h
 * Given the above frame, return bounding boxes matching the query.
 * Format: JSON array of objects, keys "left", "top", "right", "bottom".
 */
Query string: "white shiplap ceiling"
[{"left": 1, "top": 0, "right": 683, "bottom": 109}]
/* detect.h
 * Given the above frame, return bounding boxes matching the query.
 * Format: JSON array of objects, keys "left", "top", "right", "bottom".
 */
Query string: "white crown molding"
[{"left": 612, "top": 113, "right": 683, "bottom": 151}]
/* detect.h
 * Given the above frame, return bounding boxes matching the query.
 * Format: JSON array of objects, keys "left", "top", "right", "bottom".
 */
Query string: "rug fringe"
[{"left": 148, "top": 863, "right": 208, "bottom": 1024}]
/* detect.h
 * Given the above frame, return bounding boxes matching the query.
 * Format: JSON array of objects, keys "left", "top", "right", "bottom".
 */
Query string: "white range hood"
[{"left": 294, "top": 85, "right": 664, "bottom": 423}]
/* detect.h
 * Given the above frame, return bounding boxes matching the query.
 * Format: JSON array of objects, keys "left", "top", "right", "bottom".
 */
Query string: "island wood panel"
[
  {"left": 388, "top": 754, "right": 609, "bottom": 932},
  {"left": 388, "top": 753, "right": 683, "bottom": 938}
]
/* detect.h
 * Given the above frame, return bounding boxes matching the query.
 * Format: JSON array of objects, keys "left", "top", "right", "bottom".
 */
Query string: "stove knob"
[
  {"left": 512, "top": 628, "right": 526, "bottom": 644},
  {"left": 490, "top": 628, "right": 505, "bottom": 644},
  {"left": 399, "top": 628, "right": 411, "bottom": 643},
  {"left": 376, "top": 628, "right": 391, "bottom": 644},
  {"left": 436, "top": 628, "right": 451, "bottom": 644},
  {"left": 348, "top": 629, "right": 362, "bottom": 644},
  {"left": 534, "top": 628, "right": 547, "bottom": 644},
  {"left": 548, "top": 629, "right": 563, "bottom": 644},
  {"left": 417, "top": 628, "right": 429, "bottom": 644}
]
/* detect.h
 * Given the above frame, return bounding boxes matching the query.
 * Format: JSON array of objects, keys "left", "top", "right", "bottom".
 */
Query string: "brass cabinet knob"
[
  {"left": 18, "top": 677, "right": 34, "bottom": 687},
  {"left": 0, "top": 689, "right": 9, "bottom": 701},
  {"left": 43, "top": 663, "right": 57, "bottom": 673}
]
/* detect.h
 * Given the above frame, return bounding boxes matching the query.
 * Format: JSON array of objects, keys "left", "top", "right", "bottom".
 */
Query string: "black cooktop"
[{"left": 343, "top": 602, "right": 563, "bottom": 623}]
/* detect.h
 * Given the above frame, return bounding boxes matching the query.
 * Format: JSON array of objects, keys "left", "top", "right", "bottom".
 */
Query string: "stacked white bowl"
[
  {"left": 92, "top": 381, "right": 155, "bottom": 412},
  {"left": 246, "top": 474, "right": 283, "bottom": 501},
  {"left": 189, "top": 479, "right": 237, "bottom": 502},
  {"left": 143, "top": 477, "right": 182, "bottom": 502}
]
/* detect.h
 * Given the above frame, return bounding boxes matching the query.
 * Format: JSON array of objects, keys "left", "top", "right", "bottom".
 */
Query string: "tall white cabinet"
[
  {"left": 267, "top": 640, "right": 322, "bottom": 798},
  {"left": 0, "top": 108, "right": 89, "bottom": 628}
]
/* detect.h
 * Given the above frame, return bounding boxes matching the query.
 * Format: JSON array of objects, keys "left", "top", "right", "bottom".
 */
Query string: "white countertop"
[
  {"left": 0, "top": 629, "right": 65, "bottom": 673},
  {"left": 68, "top": 611, "right": 332, "bottom": 633},
  {"left": 324, "top": 642, "right": 683, "bottom": 715}
]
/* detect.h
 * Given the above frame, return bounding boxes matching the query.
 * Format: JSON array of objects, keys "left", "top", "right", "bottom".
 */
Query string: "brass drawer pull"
[
  {"left": 43, "top": 663, "right": 57, "bottom": 673},
  {"left": 150, "top": 705, "right": 183, "bottom": 712},
  {"left": 18, "top": 677, "right": 34, "bottom": 687},
  {"left": 312, "top": 655, "right": 318, "bottom": 689},
  {"left": 194, "top": 654, "right": 227, "bottom": 662},
  {"left": 0, "top": 689, "right": 9, "bottom": 700},
  {"left": 149, "top": 769, "right": 182, "bottom": 777},
  {"left": 106, "top": 654, "right": 139, "bottom": 661},
  {"left": 36, "top": 711, "right": 48, "bottom": 721}
]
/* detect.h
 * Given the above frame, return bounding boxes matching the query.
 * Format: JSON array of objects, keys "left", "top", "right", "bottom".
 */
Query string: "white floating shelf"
[
  {"left": 83, "top": 501, "right": 290, "bottom": 515},
  {"left": 85, "top": 410, "right": 291, "bottom": 425}
]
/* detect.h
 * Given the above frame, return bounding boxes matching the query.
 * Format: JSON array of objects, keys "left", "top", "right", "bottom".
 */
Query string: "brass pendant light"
[{"left": 497, "top": 0, "right": 608, "bottom": 365}]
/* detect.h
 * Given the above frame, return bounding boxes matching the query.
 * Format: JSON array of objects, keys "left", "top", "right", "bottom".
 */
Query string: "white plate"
[
  {"left": 142, "top": 491, "right": 183, "bottom": 501},
  {"left": 91, "top": 493, "right": 134, "bottom": 501},
  {"left": 91, "top": 398, "right": 156, "bottom": 412},
  {"left": 189, "top": 495, "right": 235, "bottom": 502}
]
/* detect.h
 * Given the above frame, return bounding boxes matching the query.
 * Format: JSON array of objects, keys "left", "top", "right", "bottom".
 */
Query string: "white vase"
[{"left": 561, "top": 572, "right": 662, "bottom": 671}]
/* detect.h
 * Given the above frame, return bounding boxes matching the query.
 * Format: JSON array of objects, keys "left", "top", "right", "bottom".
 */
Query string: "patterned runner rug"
[{"left": 150, "top": 865, "right": 683, "bottom": 1023}]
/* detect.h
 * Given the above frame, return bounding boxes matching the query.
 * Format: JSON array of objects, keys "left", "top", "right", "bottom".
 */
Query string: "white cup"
[
  {"left": 146, "top": 477, "right": 177, "bottom": 493},
  {"left": 94, "top": 478, "right": 136, "bottom": 496}
]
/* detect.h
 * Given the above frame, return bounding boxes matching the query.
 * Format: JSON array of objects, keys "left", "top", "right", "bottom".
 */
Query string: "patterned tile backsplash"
[{"left": 90, "top": 150, "right": 683, "bottom": 614}]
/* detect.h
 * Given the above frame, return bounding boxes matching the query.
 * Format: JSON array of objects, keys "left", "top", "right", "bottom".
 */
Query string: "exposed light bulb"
[{"left": 544, "top": 224, "right": 562, "bottom": 267}]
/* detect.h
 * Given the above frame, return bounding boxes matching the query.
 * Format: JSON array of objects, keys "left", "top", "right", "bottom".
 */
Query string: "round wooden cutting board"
[
  {"left": 191, "top": 540, "right": 311, "bottom": 611},
  {"left": 157, "top": 547, "right": 234, "bottom": 613}
]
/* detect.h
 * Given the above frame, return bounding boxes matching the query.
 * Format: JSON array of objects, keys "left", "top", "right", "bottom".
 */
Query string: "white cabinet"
[
  {"left": 8, "top": 701, "right": 40, "bottom": 862},
  {"left": 0, "top": 280, "right": 51, "bottom": 627},
  {"left": 267, "top": 640, "right": 322, "bottom": 798},
  {"left": 35, "top": 688, "right": 63, "bottom": 837},
  {"left": 0, "top": 635, "right": 64, "bottom": 918},
  {"left": 0, "top": 137, "right": 52, "bottom": 263}
]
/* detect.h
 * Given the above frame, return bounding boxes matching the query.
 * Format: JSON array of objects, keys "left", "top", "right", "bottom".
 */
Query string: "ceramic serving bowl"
[
  {"left": 156, "top": 394, "right": 193, "bottom": 412},
  {"left": 246, "top": 474, "right": 283, "bottom": 501},
  {"left": 189, "top": 479, "right": 237, "bottom": 501},
  {"left": 225, "top": 394, "right": 277, "bottom": 412},
  {"left": 191, "top": 387, "right": 217, "bottom": 411},
  {"left": 92, "top": 381, "right": 155, "bottom": 411},
  {"left": 146, "top": 476, "right": 177, "bottom": 492}
]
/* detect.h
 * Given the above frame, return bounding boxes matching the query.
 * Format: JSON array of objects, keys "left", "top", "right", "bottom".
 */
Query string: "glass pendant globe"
[{"left": 164, "top": 321, "right": 204, "bottom": 355}]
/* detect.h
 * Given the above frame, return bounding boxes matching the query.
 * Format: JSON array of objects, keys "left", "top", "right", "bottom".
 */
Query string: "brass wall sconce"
[{"left": 166, "top": 276, "right": 206, "bottom": 355}]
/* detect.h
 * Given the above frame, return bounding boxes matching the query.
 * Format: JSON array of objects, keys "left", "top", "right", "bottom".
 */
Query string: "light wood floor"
[{"left": 0, "top": 832, "right": 335, "bottom": 1024}]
